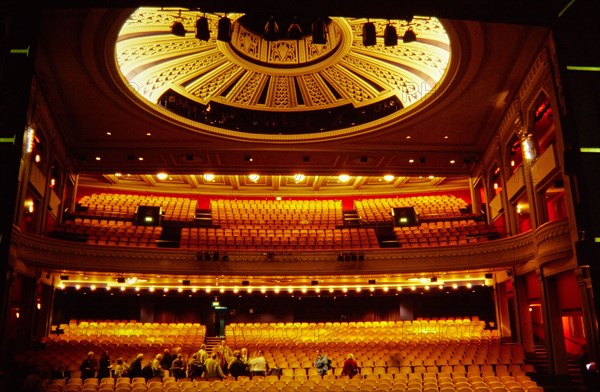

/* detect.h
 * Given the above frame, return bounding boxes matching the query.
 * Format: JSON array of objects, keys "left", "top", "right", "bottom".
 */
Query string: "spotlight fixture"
[
  {"left": 362, "top": 21, "right": 376, "bottom": 46},
  {"left": 264, "top": 15, "right": 279, "bottom": 41},
  {"left": 217, "top": 16, "right": 232, "bottom": 42},
  {"left": 312, "top": 17, "right": 327, "bottom": 44},
  {"left": 171, "top": 21, "right": 186, "bottom": 37},
  {"left": 430, "top": 277, "right": 438, "bottom": 283},
  {"left": 402, "top": 27, "right": 417, "bottom": 43},
  {"left": 384, "top": 22, "right": 398, "bottom": 46},
  {"left": 287, "top": 17, "right": 303, "bottom": 40},
  {"left": 195, "top": 16, "right": 210, "bottom": 41},
  {"left": 368, "top": 279, "right": 376, "bottom": 285},
  {"left": 182, "top": 280, "right": 191, "bottom": 286}
]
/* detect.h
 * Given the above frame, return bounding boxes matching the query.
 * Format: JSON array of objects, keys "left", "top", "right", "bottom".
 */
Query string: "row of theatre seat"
[
  {"left": 54, "top": 193, "right": 498, "bottom": 251},
  {"left": 48, "top": 372, "right": 543, "bottom": 392}
]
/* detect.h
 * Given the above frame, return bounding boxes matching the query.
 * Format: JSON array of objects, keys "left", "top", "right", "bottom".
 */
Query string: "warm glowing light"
[
  {"left": 120, "top": 287, "right": 125, "bottom": 291},
  {"left": 247, "top": 287, "right": 253, "bottom": 293},
  {"left": 149, "top": 287, "right": 155, "bottom": 292},
  {"left": 411, "top": 286, "right": 416, "bottom": 291},
  {"left": 338, "top": 174, "right": 350, "bottom": 183},
  {"left": 329, "top": 287, "right": 335, "bottom": 293},
  {"left": 293, "top": 173, "right": 305, "bottom": 182},
  {"left": 370, "top": 287, "right": 375, "bottom": 292},
  {"left": 24, "top": 199, "right": 34, "bottom": 214},
  {"left": 424, "top": 285, "right": 430, "bottom": 290},
  {"left": 439, "top": 285, "right": 444, "bottom": 289},
  {"left": 493, "top": 183, "right": 498, "bottom": 190},
  {"left": 260, "top": 287, "right": 266, "bottom": 293},
  {"left": 25, "top": 127, "right": 35, "bottom": 153},
  {"left": 90, "top": 285, "right": 96, "bottom": 291},
  {"left": 178, "top": 288, "right": 184, "bottom": 293},
  {"left": 383, "top": 287, "right": 389, "bottom": 292},
  {"left": 450, "top": 160, "right": 456, "bottom": 164},
  {"left": 192, "top": 288, "right": 198, "bottom": 293},
  {"left": 156, "top": 172, "right": 168, "bottom": 180},
  {"left": 409, "top": 159, "right": 415, "bottom": 163},
  {"left": 16, "top": 311, "right": 20, "bottom": 319},
  {"left": 342, "top": 287, "right": 348, "bottom": 293},
  {"left": 356, "top": 287, "right": 362, "bottom": 292},
  {"left": 135, "top": 287, "right": 141, "bottom": 292},
  {"left": 75, "top": 285, "right": 81, "bottom": 290},
  {"left": 58, "top": 283, "right": 65, "bottom": 290},
  {"left": 205, "top": 287, "right": 211, "bottom": 293},
  {"left": 397, "top": 286, "right": 402, "bottom": 291},
  {"left": 233, "top": 287, "right": 239, "bottom": 293},
  {"left": 164, "top": 287, "right": 169, "bottom": 293},
  {"left": 315, "top": 287, "right": 321, "bottom": 293},
  {"left": 36, "top": 302, "right": 41, "bottom": 310},
  {"left": 220, "top": 288, "right": 225, "bottom": 293},
  {"left": 274, "top": 287, "right": 280, "bottom": 293},
  {"left": 203, "top": 173, "right": 215, "bottom": 181},
  {"left": 288, "top": 286, "right": 294, "bottom": 293},
  {"left": 383, "top": 174, "right": 394, "bottom": 182},
  {"left": 466, "top": 283, "right": 472, "bottom": 288},
  {"left": 301, "top": 287, "right": 307, "bottom": 293},
  {"left": 248, "top": 173, "right": 260, "bottom": 182}
]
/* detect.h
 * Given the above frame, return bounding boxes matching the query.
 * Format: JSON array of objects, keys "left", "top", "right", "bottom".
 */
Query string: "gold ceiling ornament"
[{"left": 116, "top": 8, "right": 451, "bottom": 141}]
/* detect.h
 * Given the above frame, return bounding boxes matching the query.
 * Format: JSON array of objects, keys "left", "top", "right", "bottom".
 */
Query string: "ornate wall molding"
[{"left": 10, "top": 219, "right": 573, "bottom": 278}]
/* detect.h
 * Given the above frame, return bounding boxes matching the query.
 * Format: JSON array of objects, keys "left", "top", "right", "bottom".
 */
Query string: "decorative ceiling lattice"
[{"left": 116, "top": 7, "right": 451, "bottom": 139}]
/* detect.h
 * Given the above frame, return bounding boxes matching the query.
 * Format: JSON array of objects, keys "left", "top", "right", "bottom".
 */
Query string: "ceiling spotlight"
[
  {"left": 203, "top": 173, "right": 215, "bottom": 181},
  {"left": 196, "top": 16, "right": 210, "bottom": 41},
  {"left": 362, "top": 21, "right": 376, "bottom": 46},
  {"left": 156, "top": 172, "right": 168, "bottom": 180},
  {"left": 171, "top": 21, "right": 186, "bottom": 37},
  {"left": 383, "top": 174, "right": 394, "bottom": 182},
  {"left": 384, "top": 22, "right": 398, "bottom": 46},
  {"left": 217, "top": 16, "right": 232, "bottom": 42},
  {"left": 312, "top": 17, "right": 327, "bottom": 44},
  {"left": 248, "top": 173, "right": 260, "bottom": 182},
  {"left": 293, "top": 173, "right": 305, "bottom": 183},
  {"left": 338, "top": 174, "right": 350, "bottom": 183},
  {"left": 403, "top": 27, "right": 417, "bottom": 43}
]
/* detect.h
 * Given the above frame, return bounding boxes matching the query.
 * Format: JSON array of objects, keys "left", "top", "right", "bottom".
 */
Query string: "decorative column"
[{"left": 538, "top": 268, "right": 569, "bottom": 375}]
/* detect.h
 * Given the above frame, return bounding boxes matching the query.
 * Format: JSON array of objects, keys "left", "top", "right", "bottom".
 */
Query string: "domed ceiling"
[{"left": 116, "top": 7, "right": 451, "bottom": 141}]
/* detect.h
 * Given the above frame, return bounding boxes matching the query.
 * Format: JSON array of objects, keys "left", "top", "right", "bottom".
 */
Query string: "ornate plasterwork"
[
  {"left": 115, "top": 8, "right": 451, "bottom": 140},
  {"left": 12, "top": 221, "right": 572, "bottom": 279}
]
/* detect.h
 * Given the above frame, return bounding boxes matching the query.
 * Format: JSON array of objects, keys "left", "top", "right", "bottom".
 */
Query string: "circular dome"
[{"left": 116, "top": 8, "right": 451, "bottom": 141}]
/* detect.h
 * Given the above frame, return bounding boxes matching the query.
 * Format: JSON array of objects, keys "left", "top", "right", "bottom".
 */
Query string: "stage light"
[
  {"left": 264, "top": 16, "right": 279, "bottom": 41},
  {"left": 312, "top": 17, "right": 327, "bottom": 44},
  {"left": 384, "top": 23, "right": 398, "bottom": 46},
  {"left": 171, "top": 21, "right": 186, "bottom": 37},
  {"left": 403, "top": 27, "right": 417, "bottom": 43},
  {"left": 217, "top": 16, "right": 232, "bottom": 42},
  {"left": 196, "top": 16, "right": 210, "bottom": 41},
  {"left": 288, "top": 17, "right": 303, "bottom": 40},
  {"left": 363, "top": 21, "right": 376, "bottom": 46}
]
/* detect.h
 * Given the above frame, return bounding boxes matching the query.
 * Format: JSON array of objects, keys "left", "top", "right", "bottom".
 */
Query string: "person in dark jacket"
[
  {"left": 79, "top": 351, "right": 97, "bottom": 380},
  {"left": 129, "top": 353, "right": 144, "bottom": 379}
]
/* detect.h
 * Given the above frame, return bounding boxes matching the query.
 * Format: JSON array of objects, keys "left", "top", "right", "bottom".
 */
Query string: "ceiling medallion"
[{"left": 116, "top": 8, "right": 451, "bottom": 141}]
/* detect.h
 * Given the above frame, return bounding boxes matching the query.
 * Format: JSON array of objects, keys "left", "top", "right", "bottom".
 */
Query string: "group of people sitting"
[
  {"left": 75, "top": 340, "right": 272, "bottom": 382},
  {"left": 70, "top": 342, "right": 364, "bottom": 383}
]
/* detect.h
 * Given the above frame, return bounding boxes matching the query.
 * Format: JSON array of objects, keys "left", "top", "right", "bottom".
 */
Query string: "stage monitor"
[
  {"left": 392, "top": 207, "right": 419, "bottom": 227},
  {"left": 135, "top": 205, "right": 162, "bottom": 226}
]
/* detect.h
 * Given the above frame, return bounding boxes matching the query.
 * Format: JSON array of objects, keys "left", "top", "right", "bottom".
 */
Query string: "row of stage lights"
[
  {"left": 56, "top": 282, "right": 486, "bottom": 294},
  {"left": 171, "top": 14, "right": 417, "bottom": 46}
]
